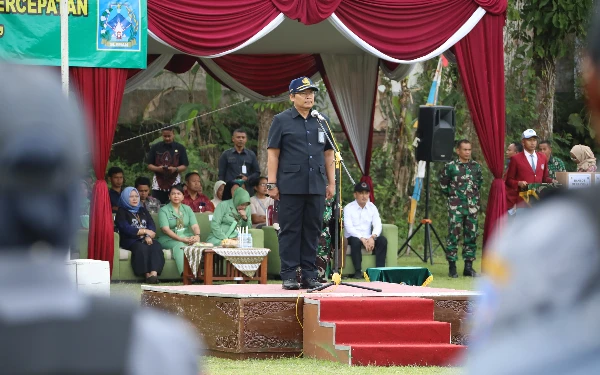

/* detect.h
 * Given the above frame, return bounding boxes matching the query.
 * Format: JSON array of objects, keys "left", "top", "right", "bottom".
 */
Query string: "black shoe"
[
  {"left": 301, "top": 278, "right": 323, "bottom": 289},
  {"left": 282, "top": 278, "right": 300, "bottom": 290},
  {"left": 448, "top": 261, "right": 458, "bottom": 278},
  {"left": 146, "top": 275, "right": 159, "bottom": 284},
  {"left": 352, "top": 271, "right": 363, "bottom": 279},
  {"left": 463, "top": 260, "right": 479, "bottom": 277}
]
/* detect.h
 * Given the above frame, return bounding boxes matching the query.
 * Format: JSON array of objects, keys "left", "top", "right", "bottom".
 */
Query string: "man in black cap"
[
  {"left": 267, "top": 76, "right": 335, "bottom": 290},
  {"left": 0, "top": 65, "right": 201, "bottom": 375},
  {"left": 343, "top": 182, "right": 387, "bottom": 278}
]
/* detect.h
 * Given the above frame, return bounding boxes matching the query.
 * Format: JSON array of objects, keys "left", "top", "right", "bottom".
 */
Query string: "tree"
[{"left": 510, "top": 0, "right": 592, "bottom": 139}]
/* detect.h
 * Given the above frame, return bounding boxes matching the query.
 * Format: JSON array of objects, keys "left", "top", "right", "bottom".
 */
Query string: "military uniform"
[
  {"left": 267, "top": 103, "right": 333, "bottom": 283},
  {"left": 316, "top": 196, "right": 335, "bottom": 281},
  {"left": 440, "top": 158, "right": 483, "bottom": 262},
  {"left": 547, "top": 155, "right": 566, "bottom": 180}
]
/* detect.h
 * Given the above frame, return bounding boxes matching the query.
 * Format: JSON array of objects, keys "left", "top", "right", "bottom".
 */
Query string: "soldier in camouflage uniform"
[
  {"left": 316, "top": 196, "right": 335, "bottom": 282},
  {"left": 539, "top": 140, "right": 566, "bottom": 180},
  {"left": 440, "top": 139, "right": 483, "bottom": 278}
]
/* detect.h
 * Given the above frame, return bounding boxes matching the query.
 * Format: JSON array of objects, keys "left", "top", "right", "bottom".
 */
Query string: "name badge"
[
  {"left": 242, "top": 165, "right": 247, "bottom": 174},
  {"left": 318, "top": 130, "right": 325, "bottom": 144}
]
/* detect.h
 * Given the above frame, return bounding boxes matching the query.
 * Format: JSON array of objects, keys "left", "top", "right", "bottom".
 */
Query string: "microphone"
[{"left": 311, "top": 110, "right": 325, "bottom": 121}]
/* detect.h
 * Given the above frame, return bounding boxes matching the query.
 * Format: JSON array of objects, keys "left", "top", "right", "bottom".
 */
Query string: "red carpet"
[{"left": 307, "top": 297, "right": 466, "bottom": 366}]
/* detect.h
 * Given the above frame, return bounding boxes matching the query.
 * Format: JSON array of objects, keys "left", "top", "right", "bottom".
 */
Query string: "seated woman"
[
  {"left": 115, "top": 187, "right": 164, "bottom": 284},
  {"left": 221, "top": 179, "right": 245, "bottom": 201},
  {"left": 570, "top": 145, "right": 597, "bottom": 172},
  {"left": 157, "top": 185, "right": 201, "bottom": 275},
  {"left": 211, "top": 180, "right": 226, "bottom": 208},
  {"left": 207, "top": 188, "right": 252, "bottom": 246}
]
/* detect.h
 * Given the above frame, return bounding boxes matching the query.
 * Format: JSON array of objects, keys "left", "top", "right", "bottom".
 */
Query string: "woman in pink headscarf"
[{"left": 570, "top": 145, "right": 597, "bottom": 172}]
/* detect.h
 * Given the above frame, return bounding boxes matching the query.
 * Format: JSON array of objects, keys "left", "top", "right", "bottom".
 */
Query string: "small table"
[
  {"left": 183, "top": 247, "right": 269, "bottom": 285},
  {"left": 366, "top": 267, "right": 433, "bottom": 286}
]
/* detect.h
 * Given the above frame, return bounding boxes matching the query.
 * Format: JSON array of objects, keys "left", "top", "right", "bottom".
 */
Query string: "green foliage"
[
  {"left": 206, "top": 74, "right": 222, "bottom": 110},
  {"left": 105, "top": 158, "right": 150, "bottom": 186},
  {"left": 519, "top": 0, "right": 592, "bottom": 60}
]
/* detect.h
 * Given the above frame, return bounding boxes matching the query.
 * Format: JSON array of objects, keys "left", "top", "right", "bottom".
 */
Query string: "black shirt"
[
  {"left": 218, "top": 147, "right": 260, "bottom": 183},
  {"left": 109, "top": 188, "right": 121, "bottom": 214},
  {"left": 267, "top": 107, "right": 333, "bottom": 195}
]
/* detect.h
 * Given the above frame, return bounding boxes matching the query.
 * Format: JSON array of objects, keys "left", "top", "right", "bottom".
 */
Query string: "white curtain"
[
  {"left": 320, "top": 53, "right": 380, "bottom": 174},
  {"left": 200, "top": 57, "right": 321, "bottom": 103},
  {"left": 380, "top": 61, "right": 415, "bottom": 80},
  {"left": 124, "top": 54, "right": 174, "bottom": 93},
  {"left": 328, "top": 7, "right": 486, "bottom": 64}
]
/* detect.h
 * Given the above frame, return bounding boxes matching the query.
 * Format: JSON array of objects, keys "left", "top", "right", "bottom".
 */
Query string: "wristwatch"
[{"left": 266, "top": 183, "right": 277, "bottom": 190}]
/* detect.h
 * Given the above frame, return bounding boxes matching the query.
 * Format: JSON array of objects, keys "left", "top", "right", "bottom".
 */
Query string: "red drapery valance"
[
  {"left": 72, "top": 67, "right": 128, "bottom": 274},
  {"left": 271, "top": 0, "right": 342, "bottom": 24}
]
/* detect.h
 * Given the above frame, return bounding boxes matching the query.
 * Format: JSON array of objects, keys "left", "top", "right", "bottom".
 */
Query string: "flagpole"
[{"left": 60, "top": 0, "right": 69, "bottom": 97}]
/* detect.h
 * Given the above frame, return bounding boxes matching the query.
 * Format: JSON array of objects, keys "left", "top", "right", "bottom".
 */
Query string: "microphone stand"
[{"left": 307, "top": 113, "right": 382, "bottom": 293}]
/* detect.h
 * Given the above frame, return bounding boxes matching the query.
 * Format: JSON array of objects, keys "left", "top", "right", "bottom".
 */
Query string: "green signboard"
[{"left": 0, "top": 0, "right": 146, "bottom": 68}]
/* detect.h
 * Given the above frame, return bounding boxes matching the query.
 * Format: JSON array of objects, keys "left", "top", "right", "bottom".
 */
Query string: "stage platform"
[{"left": 141, "top": 282, "right": 479, "bottom": 361}]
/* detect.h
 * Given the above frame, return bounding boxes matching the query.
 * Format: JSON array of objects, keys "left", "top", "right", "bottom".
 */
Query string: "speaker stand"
[{"left": 397, "top": 160, "right": 447, "bottom": 265}]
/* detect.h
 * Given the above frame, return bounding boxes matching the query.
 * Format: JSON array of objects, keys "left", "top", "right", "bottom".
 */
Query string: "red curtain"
[
  {"left": 210, "top": 54, "right": 318, "bottom": 96},
  {"left": 148, "top": 0, "right": 280, "bottom": 56},
  {"left": 453, "top": 12, "right": 506, "bottom": 249},
  {"left": 72, "top": 68, "right": 128, "bottom": 274},
  {"left": 271, "top": 0, "right": 342, "bottom": 25},
  {"left": 335, "top": 0, "right": 481, "bottom": 60}
]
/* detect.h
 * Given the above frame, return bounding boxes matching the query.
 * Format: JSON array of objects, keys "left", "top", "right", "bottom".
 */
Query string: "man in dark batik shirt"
[{"left": 146, "top": 127, "right": 189, "bottom": 204}]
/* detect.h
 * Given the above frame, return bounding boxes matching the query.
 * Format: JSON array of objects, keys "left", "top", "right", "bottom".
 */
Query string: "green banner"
[{"left": 0, "top": 0, "right": 146, "bottom": 68}]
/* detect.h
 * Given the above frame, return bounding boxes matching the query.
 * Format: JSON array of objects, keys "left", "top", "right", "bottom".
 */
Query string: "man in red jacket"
[{"left": 505, "top": 129, "right": 553, "bottom": 209}]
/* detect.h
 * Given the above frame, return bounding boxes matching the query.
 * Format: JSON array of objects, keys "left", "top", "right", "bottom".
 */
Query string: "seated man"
[
  {"left": 343, "top": 182, "right": 387, "bottom": 279},
  {"left": 250, "top": 176, "right": 274, "bottom": 228},
  {"left": 135, "top": 176, "right": 161, "bottom": 213},
  {"left": 107, "top": 166, "right": 124, "bottom": 214},
  {"left": 182, "top": 171, "right": 215, "bottom": 213}
]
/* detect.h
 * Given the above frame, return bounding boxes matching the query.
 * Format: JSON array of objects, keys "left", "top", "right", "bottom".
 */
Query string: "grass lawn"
[{"left": 111, "top": 251, "right": 476, "bottom": 375}]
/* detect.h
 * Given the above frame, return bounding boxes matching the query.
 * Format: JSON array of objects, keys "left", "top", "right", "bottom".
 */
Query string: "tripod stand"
[
  {"left": 307, "top": 115, "right": 382, "bottom": 293},
  {"left": 397, "top": 160, "right": 446, "bottom": 265}
]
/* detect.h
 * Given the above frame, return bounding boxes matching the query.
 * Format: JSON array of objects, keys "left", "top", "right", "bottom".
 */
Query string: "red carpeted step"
[
  {"left": 317, "top": 297, "right": 434, "bottom": 322},
  {"left": 334, "top": 321, "right": 451, "bottom": 345},
  {"left": 350, "top": 344, "right": 466, "bottom": 367}
]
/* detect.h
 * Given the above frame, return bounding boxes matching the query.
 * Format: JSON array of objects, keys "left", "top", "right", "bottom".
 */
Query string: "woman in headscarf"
[
  {"left": 570, "top": 145, "right": 597, "bottom": 172},
  {"left": 157, "top": 185, "right": 201, "bottom": 275},
  {"left": 221, "top": 179, "right": 245, "bottom": 201},
  {"left": 211, "top": 180, "right": 226, "bottom": 208},
  {"left": 207, "top": 188, "right": 252, "bottom": 246},
  {"left": 115, "top": 186, "right": 164, "bottom": 284}
]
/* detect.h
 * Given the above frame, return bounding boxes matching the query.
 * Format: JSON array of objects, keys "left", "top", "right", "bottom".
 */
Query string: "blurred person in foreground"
[
  {"left": 0, "top": 64, "right": 201, "bottom": 375},
  {"left": 466, "top": 10, "right": 600, "bottom": 375}
]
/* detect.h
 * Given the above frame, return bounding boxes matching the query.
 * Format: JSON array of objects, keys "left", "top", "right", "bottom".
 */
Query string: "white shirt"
[
  {"left": 524, "top": 150, "right": 538, "bottom": 172},
  {"left": 343, "top": 200, "right": 382, "bottom": 239}
]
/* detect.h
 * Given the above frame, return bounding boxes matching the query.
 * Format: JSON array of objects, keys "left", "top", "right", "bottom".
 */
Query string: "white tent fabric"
[
  {"left": 124, "top": 54, "right": 174, "bottom": 94},
  {"left": 200, "top": 57, "right": 320, "bottom": 103},
  {"left": 320, "top": 53, "right": 380, "bottom": 174},
  {"left": 380, "top": 61, "right": 415, "bottom": 80},
  {"left": 328, "top": 7, "right": 486, "bottom": 64}
]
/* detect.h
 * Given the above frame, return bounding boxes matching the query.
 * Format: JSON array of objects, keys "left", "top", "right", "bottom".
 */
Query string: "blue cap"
[{"left": 289, "top": 76, "right": 319, "bottom": 94}]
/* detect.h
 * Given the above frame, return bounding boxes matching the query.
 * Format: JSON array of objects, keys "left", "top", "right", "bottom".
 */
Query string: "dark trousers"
[
  {"left": 347, "top": 235, "right": 388, "bottom": 272},
  {"left": 278, "top": 194, "right": 325, "bottom": 280},
  {"left": 152, "top": 190, "right": 170, "bottom": 205},
  {"left": 129, "top": 241, "right": 165, "bottom": 276}
]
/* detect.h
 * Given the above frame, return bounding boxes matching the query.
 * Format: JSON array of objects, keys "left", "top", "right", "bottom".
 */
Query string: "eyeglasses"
[
  {"left": 259, "top": 183, "right": 267, "bottom": 186},
  {"left": 295, "top": 91, "right": 315, "bottom": 97}
]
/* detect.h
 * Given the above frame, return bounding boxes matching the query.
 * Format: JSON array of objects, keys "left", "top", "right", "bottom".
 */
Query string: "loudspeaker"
[{"left": 416, "top": 105, "right": 455, "bottom": 162}]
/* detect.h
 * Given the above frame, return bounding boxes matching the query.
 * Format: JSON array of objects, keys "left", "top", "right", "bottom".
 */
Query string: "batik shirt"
[{"left": 440, "top": 159, "right": 483, "bottom": 214}]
